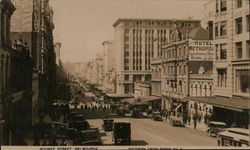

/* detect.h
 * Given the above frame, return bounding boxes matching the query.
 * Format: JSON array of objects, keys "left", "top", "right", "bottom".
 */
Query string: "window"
[
  {"left": 247, "top": 41, "right": 250, "bottom": 58},
  {"left": 124, "top": 84, "right": 130, "bottom": 94},
  {"left": 124, "top": 75, "right": 129, "bottom": 81},
  {"left": 215, "top": 23, "right": 219, "bottom": 37},
  {"left": 235, "top": 42, "right": 242, "bottom": 59},
  {"left": 220, "top": 44, "right": 227, "bottom": 60},
  {"left": 215, "top": 44, "right": 219, "bottom": 60},
  {"left": 236, "top": 70, "right": 250, "bottom": 93},
  {"left": 220, "top": 0, "right": 227, "bottom": 12},
  {"left": 236, "top": 0, "right": 242, "bottom": 8},
  {"left": 216, "top": 0, "right": 219, "bottom": 13},
  {"left": 217, "top": 69, "right": 227, "bottom": 87},
  {"left": 220, "top": 21, "right": 227, "bottom": 36},
  {"left": 247, "top": 15, "right": 250, "bottom": 32},
  {"left": 235, "top": 18, "right": 242, "bottom": 34}
]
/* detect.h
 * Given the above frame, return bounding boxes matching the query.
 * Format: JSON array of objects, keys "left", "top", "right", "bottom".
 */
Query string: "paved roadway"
[{"left": 88, "top": 118, "right": 217, "bottom": 146}]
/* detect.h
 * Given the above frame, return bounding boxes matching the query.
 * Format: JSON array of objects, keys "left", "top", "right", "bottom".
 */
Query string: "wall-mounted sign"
[{"left": 188, "top": 40, "right": 213, "bottom": 61}]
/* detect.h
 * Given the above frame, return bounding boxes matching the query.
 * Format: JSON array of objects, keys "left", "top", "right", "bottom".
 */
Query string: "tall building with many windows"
[
  {"left": 113, "top": 18, "right": 200, "bottom": 95},
  {"left": 201, "top": 0, "right": 249, "bottom": 128}
]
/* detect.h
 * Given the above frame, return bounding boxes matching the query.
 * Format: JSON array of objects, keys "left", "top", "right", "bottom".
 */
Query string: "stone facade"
[
  {"left": 0, "top": 0, "right": 15, "bottom": 145},
  {"left": 113, "top": 18, "right": 200, "bottom": 95}
]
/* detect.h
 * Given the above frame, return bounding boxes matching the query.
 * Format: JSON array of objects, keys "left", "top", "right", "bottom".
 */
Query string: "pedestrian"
[
  {"left": 52, "top": 139, "right": 58, "bottom": 146},
  {"left": 42, "top": 140, "right": 47, "bottom": 146},
  {"left": 60, "top": 139, "right": 68, "bottom": 146},
  {"left": 33, "top": 138, "right": 40, "bottom": 146},
  {"left": 193, "top": 116, "right": 197, "bottom": 129}
]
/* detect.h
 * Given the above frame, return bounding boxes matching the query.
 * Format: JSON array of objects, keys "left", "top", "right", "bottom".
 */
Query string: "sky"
[{"left": 50, "top": 0, "right": 207, "bottom": 63}]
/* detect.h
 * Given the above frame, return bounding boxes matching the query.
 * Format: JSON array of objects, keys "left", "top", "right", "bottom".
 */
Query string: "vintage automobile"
[
  {"left": 113, "top": 122, "right": 131, "bottom": 145},
  {"left": 169, "top": 114, "right": 184, "bottom": 127},
  {"left": 74, "top": 120, "right": 90, "bottom": 131},
  {"left": 74, "top": 128, "right": 102, "bottom": 145},
  {"left": 217, "top": 128, "right": 249, "bottom": 147},
  {"left": 102, "top": 119, "right": 114, "bottom": 131},
  {"left": 152, "top": 111, "right": 163, "bottom": 121},
  {"left": 116, "top": 108, "right": 126, "bottom": 116},
  {"left": 69, "top": 114, "right": 86, "bottom": 129},
  {"left": 45, "top": 122, "right": 78, "bottom": 139},
  {"left": 207, "top": 121, "right": 227, "bottom": 137},
  {"left": 131, "top": 109, "right": 142, "bottom": 118}
]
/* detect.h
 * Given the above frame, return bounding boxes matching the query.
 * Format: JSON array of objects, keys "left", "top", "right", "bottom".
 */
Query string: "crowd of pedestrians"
[{"left": 69, "top": 100, "right": 111, "bottom": 112}]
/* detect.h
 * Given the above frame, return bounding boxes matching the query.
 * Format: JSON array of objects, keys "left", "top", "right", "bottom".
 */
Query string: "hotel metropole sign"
[{"left": 188, "top": 39, "right": 213, "bottom": 61}]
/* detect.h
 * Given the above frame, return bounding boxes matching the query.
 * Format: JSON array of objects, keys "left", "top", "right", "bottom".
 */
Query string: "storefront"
[{"left": 186, "top": 96, "right": 249, "bottom": 128}]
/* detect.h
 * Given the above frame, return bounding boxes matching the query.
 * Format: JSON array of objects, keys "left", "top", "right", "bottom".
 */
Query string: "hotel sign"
[{"left": 188, "top": 40, "right": 213, "bottom": 61}]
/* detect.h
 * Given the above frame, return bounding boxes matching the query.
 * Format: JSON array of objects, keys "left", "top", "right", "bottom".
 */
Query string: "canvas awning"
[{"left": 186, "top": 96, "right": 249, "bottom": 112}]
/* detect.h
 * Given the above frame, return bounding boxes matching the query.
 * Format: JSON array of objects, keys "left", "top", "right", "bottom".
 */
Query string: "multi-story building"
[
  {"left": 190, "top": 0, "right": 250, "bottom": 128},
  {"left": 9, "top": 37, "right": 33, "bottom": 145},
  {"left": 0, "top": 0, "right": 15, "bottom": 145},
  {"left": 113, "top": 18, "right": 201, "bottom": 96},
  {"left": 151, "top": 19, "right": 201, "bottom": 106},
  {"left": 11, "top": 0, "right": 56, "bottom": 126},
  {"left": 162, "top": 24, "right": 213, "bottom": 124}
]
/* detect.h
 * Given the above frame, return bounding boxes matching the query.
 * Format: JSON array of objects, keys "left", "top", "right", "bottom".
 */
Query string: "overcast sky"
[{"left": 50, "top": 0, "right": 207, "bottom": 63}]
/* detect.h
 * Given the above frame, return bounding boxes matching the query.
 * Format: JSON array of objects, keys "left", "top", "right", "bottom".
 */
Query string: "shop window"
[
  {"left": 217, "top": 69, "right": 227, "bottom": 87},
  {"left": 220, "top": 44, "right": 227, "bottom": 60},
  {"left": 235, "top": 18, "right": 242, "bottom": 34},
  {"left": 236, "top": 0, "right": 242, "bottom": 8},
  {"left": 235, "top": 42, "right": 242, "bottom": 59},
  {"left": 220, "top": 0, "right": 227, "bottom": 12},
  {"left": 236, "top": 70, "right": 250, "bottom": 93},
  {"left": 220, "top": 21, "right": 227, "bottom": 36}
]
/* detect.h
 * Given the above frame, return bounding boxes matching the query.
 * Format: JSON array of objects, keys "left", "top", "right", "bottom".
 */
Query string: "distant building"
[{"left": 113, "top": 18, "right": 201, "bottom": 95}]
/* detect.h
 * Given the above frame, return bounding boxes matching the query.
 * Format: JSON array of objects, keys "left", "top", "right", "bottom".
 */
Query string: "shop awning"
[
  {"left": 120, "top": 98, "right": 135, "bottom": 104},
  {"left": 107, "top": 93, "right": 133, "bottom": 98},
  {"left": 138, "top": 96, "right": 161, "bottom": 103},
  {"left": 186, "top": 96, "right": 249, "bottom": 112}
]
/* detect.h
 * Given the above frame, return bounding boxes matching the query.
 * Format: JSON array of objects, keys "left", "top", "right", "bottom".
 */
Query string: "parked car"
[
  {"left": 131, "top": 109, "right": 142, "bottom": 118},
  {"left": 152, "top": 112, "right": 163, "bottom": 121},
  {"left": 169, "top": 114, "right": 184, "bottom": 127},
  {"left": 116, "top": 108, "right": 125, "bottom": 116},
  {"left": 102, "top": 119, "right": 114, "bottom": 131},
  {"left": 207, "top": 121, "right": 227, "bottom": 137},
  {"left": 74, "top": 120, "right": 90, "bottom": 131},
  {"left": 113, "top": 122, "right": 131, "bottom": 145},
  {"left": 74, "top": 128, "right": 102, "bottom": 145}
]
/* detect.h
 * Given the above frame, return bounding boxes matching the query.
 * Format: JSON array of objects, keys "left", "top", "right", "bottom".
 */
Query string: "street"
[{"left": 88, "top": 118, "right": 217, "bottom": 146}]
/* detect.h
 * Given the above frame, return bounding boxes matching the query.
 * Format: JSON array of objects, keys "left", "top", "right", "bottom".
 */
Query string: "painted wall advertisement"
[{"left": 188, "top": 40, "right": 213, "bottom": 61}]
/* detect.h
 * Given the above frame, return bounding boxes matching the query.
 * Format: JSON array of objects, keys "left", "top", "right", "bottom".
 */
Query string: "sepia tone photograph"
[{"left": 0, "top": 0, "right": 249, "bottom": 149}]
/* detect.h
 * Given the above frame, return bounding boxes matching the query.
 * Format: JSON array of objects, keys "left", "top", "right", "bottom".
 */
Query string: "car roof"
[{"left": 209, "top": 121, "right": 227, "bottom": 125}]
